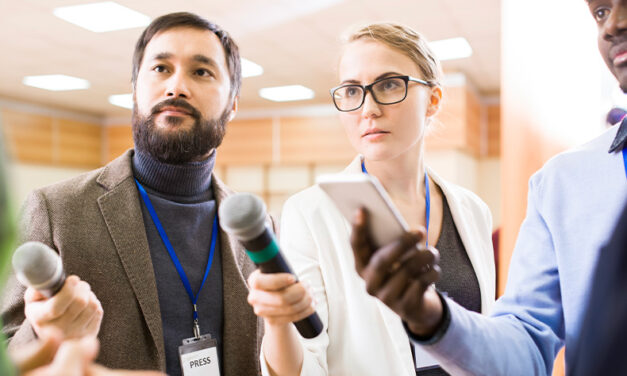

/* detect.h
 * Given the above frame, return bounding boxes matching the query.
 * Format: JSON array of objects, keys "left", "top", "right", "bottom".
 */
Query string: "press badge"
[{"left": 179, "top": 334, "right": 220, "bottom": 376}]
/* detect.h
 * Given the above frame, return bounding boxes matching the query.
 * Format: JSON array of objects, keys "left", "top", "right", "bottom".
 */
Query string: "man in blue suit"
[{"left": 567, "top": 199, "right": 627, "bottom": 375}]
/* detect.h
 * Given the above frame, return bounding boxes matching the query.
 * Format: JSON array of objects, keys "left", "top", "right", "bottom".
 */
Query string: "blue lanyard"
[
  {"left": 135, "top": 179, "right": 217, "bottom": 337},
  {"left": 361, "top": 161, "right": 431, "bottom": 247},
  {"left": 623, "top": 148, "right": 627, "bottom": 180}
]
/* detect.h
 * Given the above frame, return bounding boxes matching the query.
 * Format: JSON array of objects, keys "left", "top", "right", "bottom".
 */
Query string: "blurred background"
[{"left": 0, "top": 1, "right": 624, "bottom": 373}]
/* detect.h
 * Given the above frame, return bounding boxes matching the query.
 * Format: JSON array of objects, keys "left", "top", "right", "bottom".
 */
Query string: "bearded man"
[{"left": 1, "top": 12, "right": 268, "bottom": 376}]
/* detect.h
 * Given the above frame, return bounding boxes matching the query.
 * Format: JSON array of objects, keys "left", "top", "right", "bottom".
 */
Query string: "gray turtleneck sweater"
[{"left": 132, "top": 149, "right": 223, "bottom": 376}]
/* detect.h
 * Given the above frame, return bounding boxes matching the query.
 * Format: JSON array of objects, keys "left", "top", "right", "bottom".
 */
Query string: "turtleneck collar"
[{"left": 132, "top": 149, "right": 215, "bottom": 197}]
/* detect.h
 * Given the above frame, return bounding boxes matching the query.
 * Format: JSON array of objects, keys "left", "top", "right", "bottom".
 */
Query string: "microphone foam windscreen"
[
  {"left": 219, "top": 193, "right": 267, "bottom": 241},
  {"left": 12, "top": 241, "right": 60, "bottom": 287}
]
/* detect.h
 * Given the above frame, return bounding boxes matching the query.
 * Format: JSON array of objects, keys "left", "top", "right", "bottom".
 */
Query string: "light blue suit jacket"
[{"left": 418, "top": 126, "right": 627, "bottom": 375}]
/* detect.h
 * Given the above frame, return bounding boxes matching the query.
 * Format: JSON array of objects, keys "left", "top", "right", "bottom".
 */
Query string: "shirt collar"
[{"left": 608, "top": 116, "right": 627, "bottom": 153}]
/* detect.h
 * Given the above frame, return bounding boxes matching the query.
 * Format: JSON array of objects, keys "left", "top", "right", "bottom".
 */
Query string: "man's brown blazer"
[{"left": 1, "top": 150, "right": 266, "bottom": 375}]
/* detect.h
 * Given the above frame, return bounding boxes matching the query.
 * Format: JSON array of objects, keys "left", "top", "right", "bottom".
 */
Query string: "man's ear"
[
  {"left": 227, "top": 96, "right": 239, "bottom": 122},
  {"left": 425, "top": 86, "right": 442, "bottom": 117}
]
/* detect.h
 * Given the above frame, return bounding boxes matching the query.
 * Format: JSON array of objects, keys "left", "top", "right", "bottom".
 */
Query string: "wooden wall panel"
[
  {"left": 3, "top": 83, "right": 496, "bottom": 169},
  {"left": 1, "top": 109, "right": 102, "bottom": 168},
  {"left": 487, "top": 104, "right": 501, "bottom": 157},
  {"left": 425, "top": 84, "right": 487, "bottom": 158},
  {"left": 279, "top": 116, "right": 354, "bottom": 164},
  {"left": 1, "top": 109, "right": 54, "bottom": 164},
  {"left": 217, "top": 118, "right": 273, "bottom": 165},
  {"left": 99, "top": 98, "right": 496, "bottom": 167},
  {"left": 105, "top": 125, "right": 133, "bottom": 163},
  {"left": 57, "top": 119, "right": 101, "bottom": 168},
  {"left": 465, "top": 89, "right": 482, "bottom": 157},
  {"left": 427, "top": 86, "right": 466, "bottom": 150}
]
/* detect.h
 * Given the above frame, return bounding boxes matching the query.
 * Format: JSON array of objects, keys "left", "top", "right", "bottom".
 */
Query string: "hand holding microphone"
[
  {"left": 219, "top": 193, "right": 323, "bottom": 339},
  {"left": 12, "top": 242, "right": 103, "bottom": 340}
]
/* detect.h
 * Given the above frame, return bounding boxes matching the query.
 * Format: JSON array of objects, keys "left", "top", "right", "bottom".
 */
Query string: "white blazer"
[{"left": 261, "top": 156, "right": 495, "bottom": 376}]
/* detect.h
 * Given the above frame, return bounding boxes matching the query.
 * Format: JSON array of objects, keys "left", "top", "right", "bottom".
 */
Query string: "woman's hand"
[
  {"left": 350, "top": 208, "right": 444, "bottom": 337},
  {"left": 247, "top": 270, "right": 316, "bottom": 328}
]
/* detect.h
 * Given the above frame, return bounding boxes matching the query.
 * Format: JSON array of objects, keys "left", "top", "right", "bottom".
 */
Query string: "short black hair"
[{"left": 132, "top": 12, "right": 241, "bottom": 99}]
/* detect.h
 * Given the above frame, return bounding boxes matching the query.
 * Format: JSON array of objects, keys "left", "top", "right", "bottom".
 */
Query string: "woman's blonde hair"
[{"left": 344, "top": 22, "right": 443, "bottom": 86}]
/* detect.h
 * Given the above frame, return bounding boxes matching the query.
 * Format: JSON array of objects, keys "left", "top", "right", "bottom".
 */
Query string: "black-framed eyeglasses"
[{"left": 330, "top": 75, "right": 434, "bottom": 112}]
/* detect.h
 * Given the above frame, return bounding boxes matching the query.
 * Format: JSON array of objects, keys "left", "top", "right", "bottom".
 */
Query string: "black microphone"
[
  {"left": 12, "top": 241, "right": 66, "bottom": 298},
  {"left": 219, "top": 193, "right": 323, "bottom": 339}
]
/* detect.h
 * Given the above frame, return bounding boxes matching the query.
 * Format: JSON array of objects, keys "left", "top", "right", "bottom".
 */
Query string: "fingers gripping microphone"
[
  {"left": 12, "top": 241, "right": 66, "bottom": 298},
  {"left": 219, "top": 193, "right": 323, "bottom": 339}
]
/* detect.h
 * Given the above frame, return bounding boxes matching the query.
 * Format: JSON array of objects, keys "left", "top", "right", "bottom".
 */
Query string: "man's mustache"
[{"left": 150, "top": 98, "right": 201, "bottom": 119}]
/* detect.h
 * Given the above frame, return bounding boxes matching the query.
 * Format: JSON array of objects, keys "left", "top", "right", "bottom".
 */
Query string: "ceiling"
[{"left": 0, "top": 0, "right": 500, "bottom": 119}]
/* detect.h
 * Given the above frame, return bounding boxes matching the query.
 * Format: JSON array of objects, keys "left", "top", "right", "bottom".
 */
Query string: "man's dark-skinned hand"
[{"left": 350, "top": 207, "right": 445, "bottom": 338}]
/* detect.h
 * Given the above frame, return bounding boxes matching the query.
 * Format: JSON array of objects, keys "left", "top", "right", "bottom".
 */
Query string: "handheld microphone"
[
  {"left": 219, "top": 193, "right": 323, "bottom": 339},
  {"left": 12, "top": 241, "right": 66, "bottom": 298}
]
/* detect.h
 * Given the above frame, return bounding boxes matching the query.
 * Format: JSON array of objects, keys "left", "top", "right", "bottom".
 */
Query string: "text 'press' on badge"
[{"left": 179, "top": 334, "right": 220, "bottom": 376}]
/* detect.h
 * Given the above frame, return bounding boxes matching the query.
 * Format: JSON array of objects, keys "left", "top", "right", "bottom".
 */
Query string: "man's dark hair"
[{"left": 132, "top": 12, "right": 241, "bottom": 99}]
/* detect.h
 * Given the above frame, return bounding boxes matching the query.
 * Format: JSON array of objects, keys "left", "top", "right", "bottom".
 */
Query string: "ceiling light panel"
[
  {"left": 241, "top": 58, "right": 264, "bottom": 78},
  {"left": 23, "top": 74, "right": 90, "bottom": 91},
  {"left": 259, "top": 85, "right": 315, "bottom": 102},
  {"left": 108, "top": 93, "right": 133, "bottom": 109},
  {"left": 429, "top": 37, "right": 473, "bottom": 61},
  {"left": 53, "top": 2, "right": 150, "bottom": 33}
]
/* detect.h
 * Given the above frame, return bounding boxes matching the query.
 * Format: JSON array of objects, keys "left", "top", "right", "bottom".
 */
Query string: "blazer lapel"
[
  {"left": 213, "top": 176, "right": 261, "bottom": 376},
  {"left": 96, "top": 150, "right": 166, "bottom": 369}
]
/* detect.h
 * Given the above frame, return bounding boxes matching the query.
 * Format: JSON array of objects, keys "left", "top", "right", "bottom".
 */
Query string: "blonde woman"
[{"left": 247, "top": 23, "right": 495, "bottom": 376}]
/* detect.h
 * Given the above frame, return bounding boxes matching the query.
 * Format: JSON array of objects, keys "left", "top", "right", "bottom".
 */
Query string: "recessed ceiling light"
[
  {"left": 241, "top": 58, "right": 263, "bottom": 78},
  {"left": 429, "top": 37, "right": 473, "bottom": 61},
  {"left": 53, "top": 1, "right": 150, "bottom": 33},
  {"left": 23, "top": 74, "right": 90, "bottom": 91},
  {"left": 259, "top": 85, "right": 315, "bottom": 102},
  {"left": 108, "top": 93, "right": 133, "bottom": 109}
]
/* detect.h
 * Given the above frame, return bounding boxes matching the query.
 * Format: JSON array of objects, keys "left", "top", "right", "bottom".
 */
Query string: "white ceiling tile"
[{"left": 0, "top": 0, "right": 500, "bottom": 116}]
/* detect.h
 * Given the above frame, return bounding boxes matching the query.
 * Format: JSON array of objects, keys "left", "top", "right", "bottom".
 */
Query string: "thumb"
[
  {"left": 24, "top": 287, "right": 47, "bottom": 304},
  {"left": 252, "top": 272, "right": 296, "bottom": 291}
]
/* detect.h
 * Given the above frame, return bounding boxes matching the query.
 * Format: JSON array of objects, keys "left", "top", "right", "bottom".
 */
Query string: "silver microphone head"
[
  {"left": 12, "top": 241, "right": 63, "bottom": 290},
  {"left": 219, "top": 193, "right": 267, "bottom": 241}
]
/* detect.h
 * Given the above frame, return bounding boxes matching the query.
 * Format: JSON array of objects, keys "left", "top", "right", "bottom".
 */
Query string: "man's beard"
[{"left": 132, "top": 98, "right": 231, "bottom": 164}]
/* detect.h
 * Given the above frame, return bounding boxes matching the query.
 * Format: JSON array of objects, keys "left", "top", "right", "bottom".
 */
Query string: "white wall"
[
  {"left": 426, "top": 150, "right": 501, "bottom": 229},
  {"left": 6, "top": 162, "right": 90, "bottom": 208},
  {"left": 5, "top": 155, "right": 501, "bottom": 230}
]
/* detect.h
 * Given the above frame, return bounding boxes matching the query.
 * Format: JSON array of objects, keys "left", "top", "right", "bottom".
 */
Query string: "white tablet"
[{"left": 317, "top": 173, "right": 409, "bottom": 248}]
